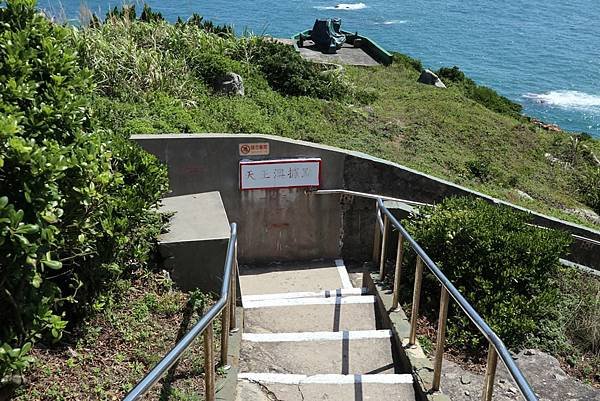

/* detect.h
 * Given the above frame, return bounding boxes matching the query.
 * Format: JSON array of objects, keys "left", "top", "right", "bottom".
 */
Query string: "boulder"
[
  {"left": 214, "top": 72, "right": 244, "bottom": 96},
  {"left": 417, "top": 69, "right": 446, "bottom": 88}
]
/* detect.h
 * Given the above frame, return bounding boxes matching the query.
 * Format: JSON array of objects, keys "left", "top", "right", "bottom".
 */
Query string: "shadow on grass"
[{"left": 158, "top": 294, "right": 206, "bottom": 401}]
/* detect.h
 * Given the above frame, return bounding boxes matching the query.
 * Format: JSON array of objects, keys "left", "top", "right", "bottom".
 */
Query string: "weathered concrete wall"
[
  {"left": 342, "top": 153, "right": 600, "bottom": 267},
  {"left": 133, "top": 134, "right": 600, "bottom": 270},
  {"left": 134, "top": 134, "right": 344, "bottom": 263}
]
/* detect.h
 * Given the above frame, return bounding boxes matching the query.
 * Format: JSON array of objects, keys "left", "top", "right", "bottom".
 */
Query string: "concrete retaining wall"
[
  {"left": 133, "top": 133, "right": 600, "bottom": 269},
  {"left": 134, "top": 134, "right": 344, "bottom": 262}
]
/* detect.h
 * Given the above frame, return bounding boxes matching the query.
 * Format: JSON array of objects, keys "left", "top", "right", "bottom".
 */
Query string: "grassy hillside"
[{"left": 80, "top": 9, "right": 600, "bottom": 230}]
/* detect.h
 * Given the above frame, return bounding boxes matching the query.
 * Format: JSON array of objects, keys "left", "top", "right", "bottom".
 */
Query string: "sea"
[{"left": 42, "top": 0, "right": 600, "bottom": 137}]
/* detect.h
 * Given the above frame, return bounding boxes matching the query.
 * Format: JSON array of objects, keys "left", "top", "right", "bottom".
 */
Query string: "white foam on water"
[
  {"left": 524, "top": 90, "right": 600, "bottom": 112},
  {"left": 382, "top": 19, "right": 407, "bottom": 25},
  {"left": 314, "top": 3, "right": 368, "bottom": 10}
]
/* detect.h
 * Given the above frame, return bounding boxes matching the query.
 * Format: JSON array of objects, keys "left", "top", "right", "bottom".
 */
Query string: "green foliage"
[
  {"left": 191, "top": 52, "right": 246, "bottom": 88},
  {"left": 402, "top": 197, "right": 571, "bottom": 351},
  {"left": 464, "top": 159, "right": 493, "bottom": 182},
  {"left": 77, "top": 17, "right": 348, "bottom": 102},
  {"left": 578, "top": 168, "right": 600, "bottom": 214},
  {"left": 176, "top": 13, "right": 233, "bottom": 36},
  {"left": 437, "top": 66, "right": 523, "bottom": 118},
  {"left": 233, "top": 38, "right": 349, "bottom": 100},
  {"left": 391, "top": 51, "right": 422, "bottom": 72},
  {"left": 0, "top": 0, "right": 167, "bottom": 379}
]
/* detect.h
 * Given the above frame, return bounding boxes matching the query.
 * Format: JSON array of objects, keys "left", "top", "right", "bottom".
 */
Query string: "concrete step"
[
  {"left": 240, "top": 330, "right": 397, "bottom": 375},
  {"left": 244, "top": 296, "right": 378, "bottom": 333},
  {"left": 237, "top": 374, "right": 415, "bottom": 401},
  {"left": 240, "top": 259, "right": 352, "bottom": 296}
]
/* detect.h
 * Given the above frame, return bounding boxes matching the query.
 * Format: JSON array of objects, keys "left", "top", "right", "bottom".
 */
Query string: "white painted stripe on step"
[
  {"left": 238, "top": 373, "right": 414, "bottom": 385},
  {"left": 305, "top": 374, "right": 413, "bottom": 384},
  {"left": 242, "top": 287, "right": 367, "bottom": 302},
  {"left": 243, "top": 329, "right": 392, "bottom": 343},
  {"left": 335, "top": 258, "right": 353, "bottom": 289},
  {"left": 243, "top": 295, "right": 375, "bottom": 309}
]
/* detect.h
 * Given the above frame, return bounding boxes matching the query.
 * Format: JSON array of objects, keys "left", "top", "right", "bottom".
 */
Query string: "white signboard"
[{"left": 240, "top": 158, "right": 321, "bottom": 190}]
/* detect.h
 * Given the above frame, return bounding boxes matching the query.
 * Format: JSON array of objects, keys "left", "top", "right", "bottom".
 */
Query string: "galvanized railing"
[
  {"left": 123, "top": 223, "right": 238, "bottom": 401},
  {"left": 373, "top": 198, "right": 537, "bottom": 401}
]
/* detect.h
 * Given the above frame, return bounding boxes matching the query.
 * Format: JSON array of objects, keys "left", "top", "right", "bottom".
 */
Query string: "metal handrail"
[
  {"left": 124, "top": 223, "right": 238, "bottom": 401},
  {"left": 311, "top": 188, "right": 600, "bottom": 249},
  {"left": 311, "top": 188, "right": 429, "bottom": 206},
  {"left": 376, "top": 198, "right": 537, "bottom": 401}
]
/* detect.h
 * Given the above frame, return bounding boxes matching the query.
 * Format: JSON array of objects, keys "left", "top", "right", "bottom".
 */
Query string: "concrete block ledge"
[
  {"left": 364, "top": 272, "right": 452, "bottom": 401},
  {"left": 159, "top": 192, "right": 230, "bottom": 292}
]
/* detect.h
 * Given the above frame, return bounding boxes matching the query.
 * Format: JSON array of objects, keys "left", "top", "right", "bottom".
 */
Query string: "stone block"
[{"left": 159, "top": 192, "right": 230, "bottom": 292}]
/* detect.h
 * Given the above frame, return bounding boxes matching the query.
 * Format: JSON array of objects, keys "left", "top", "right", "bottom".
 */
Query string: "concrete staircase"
[{"left": 236, "top": 260, "right": 415, "bottom": 400}]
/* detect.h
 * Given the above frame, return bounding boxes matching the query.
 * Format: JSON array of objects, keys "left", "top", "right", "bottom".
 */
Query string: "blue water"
[{"left": 43, "top": 0, "right": 600, "bottom": 137}]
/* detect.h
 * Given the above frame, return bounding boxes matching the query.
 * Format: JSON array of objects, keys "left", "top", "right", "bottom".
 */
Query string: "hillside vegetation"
[{"left": 78, "top": 6, "right": 600, "bottom": 230}]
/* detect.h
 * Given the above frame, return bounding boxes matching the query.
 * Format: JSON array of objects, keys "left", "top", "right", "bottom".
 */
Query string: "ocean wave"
[
  {"left": 374, "top": 19, "right": 407, "bottom": 25},
  {"left": 524, "top": 90, "right": 600, "bottom": 112},
  {"left": 314, "top": 3, "right": 367, "bottom": 10}
]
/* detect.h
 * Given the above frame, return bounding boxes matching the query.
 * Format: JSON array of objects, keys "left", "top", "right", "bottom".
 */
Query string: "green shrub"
[
  {"left": 465, "top": 159, "right": 493, "bottom": 182},
  {"left": 0, "top": 0, "right": 167, "bottom": 379},
  {"left": 235, "top": 38, "right": 348, "bottom": 100},
  {"left": 176, "top": 12, "right": 233, "bottom": 36},
  {"left": 75, "top": 18, "right": 204, "bottom": 103},
  {"left": 402, "top": 197, "right": 571, "bottom": 351},
  {"left": 391, "top": 52, "right": 422, "bottom": 72},
  {"left": 577, "top": 168, "right": 600, "bottom": 215},
  {"left": 436, "top": 66, "right": 523, "bottom": 118},
  {"left": 190, "top": 52, "right": 245, "bottom": 88}
]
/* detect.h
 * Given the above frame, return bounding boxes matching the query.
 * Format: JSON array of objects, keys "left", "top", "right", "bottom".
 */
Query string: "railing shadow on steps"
[
  {"left": 314, "top": 190, "right": 538, "bottom": 401},
  {"left": 123, "top": 223, "right": 238, "bottom": 401}
]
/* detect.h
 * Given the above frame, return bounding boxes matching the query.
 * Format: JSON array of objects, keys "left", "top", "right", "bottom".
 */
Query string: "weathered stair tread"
[
  {"left": 240, "top": 336, "right": 397, "bottom": 375},
  {"left": 236, "top": 376, "right": 415, "bottom": 401},
  {"left": 244, "top": 301, "right": 377, "bottom": 333},
  {"left": 240, "top": 262, "right": 345, "bottom": 296}
]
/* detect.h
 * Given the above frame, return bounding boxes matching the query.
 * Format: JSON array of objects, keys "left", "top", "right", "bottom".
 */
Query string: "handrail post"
[
  {"left": 432, "top": 286, "right": 450, "bottom": 391},
  {"left": 409, "top": 256, "right": 424, "bottom": 345},
  {"left": 481, "top": 343, "right": 499, "bottom": 401},
  {"left": 379, "top": 214, "right": 390, "bottom": 280},
  {"left": 372, "top": 203, "right": 382, "bottom": 263},
  {"left": 220, "top": 299, "right": 230, "bottom": 367},
  {"left": 230, "top": 242, "right": 238, "bottom": 331},
  {"left": 204, "top": 322, "right": 215, "bottom": 401},
  {"left": 392, "top": 234, "right": 405, "bottom": 310}
]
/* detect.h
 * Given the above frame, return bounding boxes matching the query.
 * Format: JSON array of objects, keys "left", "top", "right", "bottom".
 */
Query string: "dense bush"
[
  {"left": 402, "top": 197, "right": 571, "bottom": 351},
  {"left": 232, "top": 38, "right": 349, "bottom": 100},
  {"left": 464, "top": 159, "right": 493, "bottom": 182},
  {"left": 578, "top": 167, "right": 600, "bottom": 214},
  {"left": 177, "top": 12, "right": 233, "bottom": 36},
  {"left": 391, "top": 51, "right": 423, "bottom": 72},
  {"left": 436, "top": 66, "right": 523, "bottom": 118},
  {"left": 0, "top": 0, "right": 168, "bottom": 380}
]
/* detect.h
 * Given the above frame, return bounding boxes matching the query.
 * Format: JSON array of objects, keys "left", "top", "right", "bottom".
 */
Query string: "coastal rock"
[
  {"left": 564, "top": 208, "right": 600, "bottom": 225},
  {"left": 516, "top": 189, "right": 533, "bottom": 200},
  {"left": 214, "top": 72, "right": 244, "bottom": 96},
  {"left": 417, "top": 69, "right": 446, "bottom": 88},
  {"left": 441, "top": 349, "right": 599, "bottom": 401},
  {"left": 532, "top": 118, "right": 561, "bottom": 132}
]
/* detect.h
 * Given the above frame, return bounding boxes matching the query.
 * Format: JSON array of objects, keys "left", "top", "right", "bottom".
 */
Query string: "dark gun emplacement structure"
[{"left": 293, "top": 18, "right": 393, "bottom": 66}]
